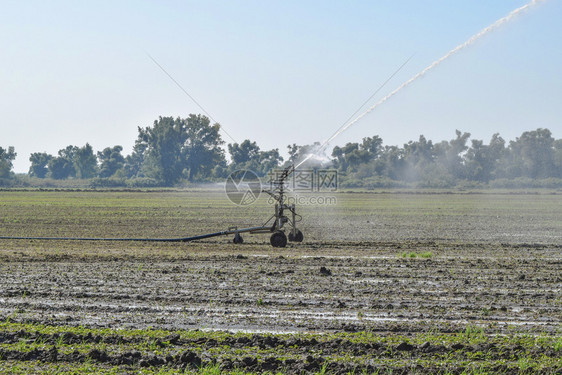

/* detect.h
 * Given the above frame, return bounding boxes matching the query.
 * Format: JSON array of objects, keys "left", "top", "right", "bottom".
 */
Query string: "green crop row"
[{"left": 0, "top": 320, "right": 560, "bottom": 374}]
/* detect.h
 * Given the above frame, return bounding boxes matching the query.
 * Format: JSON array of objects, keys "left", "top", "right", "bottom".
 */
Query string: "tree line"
[
  {"left": 330, "top": 128, "right": 562, "bottom": 188},
  {"left": 1, "top": 114, "right": 561, "bottom": 188}
]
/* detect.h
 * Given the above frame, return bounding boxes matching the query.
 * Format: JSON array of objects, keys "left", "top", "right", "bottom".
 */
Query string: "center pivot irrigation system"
[{"left": 0, "top": 165, "right": 303, "bottom": 248}]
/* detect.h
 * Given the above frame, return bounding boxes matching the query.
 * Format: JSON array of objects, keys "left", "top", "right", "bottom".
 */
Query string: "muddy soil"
[
  {"left": 0, "top": 240, "right": 560, "bottom": 336},
  {"left": 0, "top": 190, "right": 560, "bottom": 372}
]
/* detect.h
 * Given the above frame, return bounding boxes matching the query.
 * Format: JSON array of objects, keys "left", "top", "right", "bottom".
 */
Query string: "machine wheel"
[
  {"left": 270, "top": 231, "right": 287, "bottom": 248},
  {"left": 288, "top": 229, "right": 304, "bottom": 242},
  {"left": 233, "top": 233, "right": 244, "bottom": 244}
]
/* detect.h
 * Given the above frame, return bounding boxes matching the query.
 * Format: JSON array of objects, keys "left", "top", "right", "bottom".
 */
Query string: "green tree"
[
  {"left": 332, "top": 143, "right": 357, "bottom": 171},
  {"left": 346, "top": 149, "right": 371, "bottom": 171},
  {"left": 123, "top": 140, "right": 148, "bottom": 178},
  {"left": 137, "top": 117, "right": 188, "bottom": 185},
  {"left": 183, "top": 114, "right": 225, "bottom": 182},
  {"left": 402, "top": 135, "right": 434, "bottom": 181},
  {"left": 0, "top": 146, "right": 17, "bottom": 179},
  {"left": 361, "top": 136, "right": 383, "bottom": 157},
  {"left": 136, "top": 115, "right": 225, "bottom": 185},
  {"left": 228, "top": 140, "right": 283, "bottom": 175},
  {"left": 29, "top": 152, "right": 53, "bottom": 178},
  {"left": 287, "top": 144, "right": 300, "bottom": 164},
  {"left": 48, "top": 146, "right": 77, "bottom": 179},
  {"left": 434, "top": 130, "right": 471, "bottom": 179},
  {"left": 508, "top": 128, "right": 555, "bottom": 179},
  {"left": 465, "top": 133, "right": 505, "bottom": 182},
  {"left": 379, "top": 145, "right": 405, "bottom": 180},
  {"left": 97, "top": 145, "right": 125, "bottom": 178},
  {"left": 74, "top": 143, "right": 97, "bottom": 179},
  {"left": 332, "top": 137, "right": 381, "bottom": 172},
  {"left": 229, "top": 140, "right": 261, "bottom": 165},
  {"left": 257, "top": 148, "right": 283, "bottom": 175}
]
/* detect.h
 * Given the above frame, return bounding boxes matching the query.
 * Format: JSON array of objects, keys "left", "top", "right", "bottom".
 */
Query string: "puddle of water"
[
  {"left": 201, "top": 327, "right": 301, "bottom": 335},
  {"left": 300, "top": 255, "right": 396, "bottom": 260},
  {"left": 345, "top": 278, "right": 389, "bottom": 285}
]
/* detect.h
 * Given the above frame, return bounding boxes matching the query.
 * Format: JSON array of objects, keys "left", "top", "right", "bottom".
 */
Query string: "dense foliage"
[
  {"left": 0, "top": 146, "right": 17, "bottom": 180},
  {"left": 1, "top": 114, "right": 560, "bottom": 187},
  {"left": 332, "top": 128, "right": 562, "bottom": 188}
]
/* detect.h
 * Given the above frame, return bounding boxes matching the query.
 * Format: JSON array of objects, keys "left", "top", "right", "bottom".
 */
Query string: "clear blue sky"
[{"left": 2, "top": 0, "right": 560, "bottom": 173}]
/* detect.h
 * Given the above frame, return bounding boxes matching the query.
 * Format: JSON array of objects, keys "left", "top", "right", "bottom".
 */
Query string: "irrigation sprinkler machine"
[
  {"left": 0, "top": 164, "right": 304, "bottom": 248},
  {"left": 227, "top": 164, "right": 304, "bottom": 248}
]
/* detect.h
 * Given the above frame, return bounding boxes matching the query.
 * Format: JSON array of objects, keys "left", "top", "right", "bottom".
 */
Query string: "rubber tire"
[
  {"left": 270, "top": 231, "right": 287, "bottom": 248},
  {"left": 233, "top": 234, "right": 244, "bottom": 244},
  {"left": 288, "top": 229, "right": 304, "bottom": 242}
]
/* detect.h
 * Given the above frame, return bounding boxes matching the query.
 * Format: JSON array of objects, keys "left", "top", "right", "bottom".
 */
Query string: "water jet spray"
[{"left": 297, "top": 0, "right": 545, "bottom": 168}]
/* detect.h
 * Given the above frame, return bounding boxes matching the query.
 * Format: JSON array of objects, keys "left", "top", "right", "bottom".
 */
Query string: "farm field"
[{"left": 0, "top": 189, "right": 561, "bottom": 373}]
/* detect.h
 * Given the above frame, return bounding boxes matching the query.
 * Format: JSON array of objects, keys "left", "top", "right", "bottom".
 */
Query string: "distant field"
[
  {"left": 1, "top": 189, "right": 561, "bottom": 244},
  {"left": 0, "top": 189, "right": 560, "bottom": 373}
]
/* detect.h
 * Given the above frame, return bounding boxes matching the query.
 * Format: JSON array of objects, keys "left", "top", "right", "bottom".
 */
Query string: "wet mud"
[
  {"left": 0, "top": 190, "right": 560, "bottom": 372},
  {"left": 0, "top": 241, "right": 560, "bottom": 336}
]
